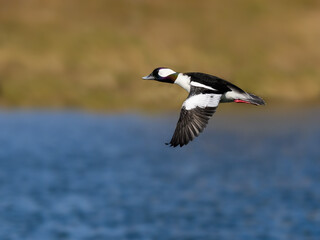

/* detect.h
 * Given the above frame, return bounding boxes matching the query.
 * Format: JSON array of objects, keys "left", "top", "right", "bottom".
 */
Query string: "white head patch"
[{"left": 158, "top": 68, "right": 176, "bottom": 77}]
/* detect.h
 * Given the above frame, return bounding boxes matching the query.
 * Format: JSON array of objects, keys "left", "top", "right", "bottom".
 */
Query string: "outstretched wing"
[{"left": 167, "top": 87, "right": 222, "bottom": 147}]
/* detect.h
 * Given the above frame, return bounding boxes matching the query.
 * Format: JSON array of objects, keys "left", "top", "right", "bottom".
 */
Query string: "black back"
[{"left": 186, "top": 72, "right": 245, "bottom": 94}]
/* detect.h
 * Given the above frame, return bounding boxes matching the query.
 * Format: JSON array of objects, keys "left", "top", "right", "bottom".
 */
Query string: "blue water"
[{"left": 0, "top": 109, "right": 319, "bottom": 240}]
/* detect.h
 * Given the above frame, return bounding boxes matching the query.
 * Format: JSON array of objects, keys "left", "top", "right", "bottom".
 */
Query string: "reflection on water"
[{"left": 0, "top": 109, "right": 319, "bottom": 240}]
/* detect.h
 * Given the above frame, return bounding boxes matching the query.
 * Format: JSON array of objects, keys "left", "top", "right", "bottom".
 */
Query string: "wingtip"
[{"left": 165, "top": 142, "right": 180, "bottom": 148}]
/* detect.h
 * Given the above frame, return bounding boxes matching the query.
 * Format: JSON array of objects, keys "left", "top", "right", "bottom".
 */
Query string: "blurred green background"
[{"left": 0, "top": 0, "right": 319, "bottom": 111}]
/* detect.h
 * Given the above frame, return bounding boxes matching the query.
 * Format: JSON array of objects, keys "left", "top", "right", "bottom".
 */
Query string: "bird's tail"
[
  {"left": 234, "top": 93, "right": 266, "bottom": 106},
  {"left": 247, "top": 93, "right": 265, "bottom": 105}
]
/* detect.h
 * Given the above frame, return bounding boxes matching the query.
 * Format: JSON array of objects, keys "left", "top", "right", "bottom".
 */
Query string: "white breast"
[{"left": 174, "top": 73, "right": 191, "bottom": 92}]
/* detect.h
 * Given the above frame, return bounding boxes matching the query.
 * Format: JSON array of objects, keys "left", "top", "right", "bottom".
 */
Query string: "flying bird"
[{"left": 143, "top": 67, "right": 265, "bottom": 147}]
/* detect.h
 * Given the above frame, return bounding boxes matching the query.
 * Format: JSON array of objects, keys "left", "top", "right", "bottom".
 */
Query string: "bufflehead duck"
[{"left": 143, "top": 67, "right": 265, "bottom": 147}]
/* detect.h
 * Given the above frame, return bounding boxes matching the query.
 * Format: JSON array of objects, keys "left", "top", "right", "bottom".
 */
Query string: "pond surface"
[{"left": 0, "top": 109, "right": 319, "bottom": 240}]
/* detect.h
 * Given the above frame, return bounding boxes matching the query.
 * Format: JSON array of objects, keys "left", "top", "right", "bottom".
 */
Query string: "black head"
[{"left": 142, "top": 67, "right": 178, "bottom": 84}]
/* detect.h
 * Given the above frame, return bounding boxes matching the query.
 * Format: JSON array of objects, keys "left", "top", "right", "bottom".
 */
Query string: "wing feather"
[{"left": 167, "top": 86, "right": 221, "bottom": 147}]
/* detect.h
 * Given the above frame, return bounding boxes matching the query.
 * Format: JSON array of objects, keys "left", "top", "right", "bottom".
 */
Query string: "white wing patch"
[
  {"left": 183, "top": 94, "right": 221, "bottom": 110},
  {"left": 190, "top": 82, "right": 217, "bottom": 91}
]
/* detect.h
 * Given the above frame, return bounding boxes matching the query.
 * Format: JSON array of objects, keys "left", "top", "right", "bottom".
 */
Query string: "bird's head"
[{"left": 142, "top": 67, "right": 178, "bottom": 84}]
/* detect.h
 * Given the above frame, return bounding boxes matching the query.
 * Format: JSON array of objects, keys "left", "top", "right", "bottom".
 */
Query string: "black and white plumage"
[{"left": 143, "top": 67, "right": 265, "bottom": 147}]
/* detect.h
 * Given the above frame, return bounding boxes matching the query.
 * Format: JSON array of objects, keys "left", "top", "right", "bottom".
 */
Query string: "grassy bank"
[{"left": 0, "top": 0, "right": 319, "bottom": 111}]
